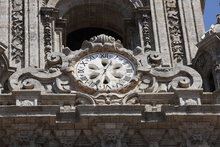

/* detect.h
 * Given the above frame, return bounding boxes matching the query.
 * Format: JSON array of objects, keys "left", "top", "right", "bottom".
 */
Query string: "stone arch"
[
  {"left": 48, "top": 0, "right": 144, "bottom": 49},
  {"left": 47, "top": 0, "right": 143, "bottom": 17},
  {"left": 63, "top": 4, "right": 126, "bottom": 37},
  {"left": 45, "top": 0, "right": 148, "bottom": 50}
]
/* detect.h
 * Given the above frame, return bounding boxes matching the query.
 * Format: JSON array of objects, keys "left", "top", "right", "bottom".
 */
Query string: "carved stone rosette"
[
  {"left": 165, "top": 0, "right": 185, "bottom": 64},
  {"left": 11, "top": 0, "right": 24, "bottom": 65},
  {"left": 8, "top": 34, "right": 202, "bottom": 106}
]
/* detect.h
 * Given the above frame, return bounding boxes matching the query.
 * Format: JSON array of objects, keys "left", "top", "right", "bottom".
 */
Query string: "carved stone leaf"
[{"left": 165, "top": 0, "right": 185, "bottom": 64}]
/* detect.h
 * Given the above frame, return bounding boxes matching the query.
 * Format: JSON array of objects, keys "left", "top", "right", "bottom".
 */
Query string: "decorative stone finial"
[
  {"left": 81, "top": 34, "right": 123, "bottom": 49},
  {"left": 89, "top": 34, "right": 121, "bottom": 44}
]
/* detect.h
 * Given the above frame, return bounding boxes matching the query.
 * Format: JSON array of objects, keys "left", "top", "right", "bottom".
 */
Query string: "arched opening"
[
  {"left": 67, "top": 28, "right": 123, "bottom": 50},
  {"left": 208, "top": 72, "right": 215, "bottom": 92},
  {"left": 48, "top": 0, "right": 142, "bottom": 51},
  {"left": 59, "top": 2, "right": 137, "bottom": 50}
]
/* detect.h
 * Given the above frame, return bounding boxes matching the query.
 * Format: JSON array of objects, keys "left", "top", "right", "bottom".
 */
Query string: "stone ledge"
[
  {"left": 1, "top": 105, "right": 220, "bottom": 118},
  {"left": 77, "top": 105, "right": 145, "bottom": 116},
  {"left": 56, "top": 112, "right": 79, "bottom": 123},
  {"left": 0, "top": 106, "right": 59, "bottom": 117},
  {"left": 142, "top": 112, "right": 166, "bottom": 122},
  {"left": 162, "top": 105, "right": 220, "bottom": 115}
]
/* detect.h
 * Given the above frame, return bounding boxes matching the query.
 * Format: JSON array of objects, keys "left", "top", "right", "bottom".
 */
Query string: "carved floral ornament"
[
  {"left": 8, "top": 34, "right": 202, "bottom": 105},
  {"left": 11, "top": 0, "right": 24, "bottom": 64}
]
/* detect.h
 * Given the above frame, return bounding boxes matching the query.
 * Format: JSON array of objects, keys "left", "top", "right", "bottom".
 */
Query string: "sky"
[{"left": 204, "top": 0, "right": 220, "bottom": 30}]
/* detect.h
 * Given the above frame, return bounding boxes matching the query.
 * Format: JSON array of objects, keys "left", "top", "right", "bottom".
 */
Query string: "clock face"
[{"left": 75, "top": 52, "right": 136, "bottom": 91}]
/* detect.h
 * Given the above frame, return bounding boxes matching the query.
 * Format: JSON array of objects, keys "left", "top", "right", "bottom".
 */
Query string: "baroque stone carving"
[
  {"left": 136, "top": 50, "right": 202, "bottom": 93},
  {"left": 142, "top": 14, "right": 152, "bottom": 51},
  {"left": 16, "top": 99, "right": 34, "bottom": 106},
  {"left": 40, "top": 7, "right": 59, "bottom": 60},
  {"left": 93, "top": 123, "right": 128, "bottom": 147},
  {"left": 165, "top": 0, "right": 185, "bottom": 64},
  {"left": 179, "top": 122, "right": 214, "bottom": 147},
  {"left": 8, "top": 34, "right": 202, "bottom": 105},
  {"left": 11, "top": 0, "right": 24, "bottom": 64},
  {"left": 140, "top": 129, "right": 165, "bottom": 147}
]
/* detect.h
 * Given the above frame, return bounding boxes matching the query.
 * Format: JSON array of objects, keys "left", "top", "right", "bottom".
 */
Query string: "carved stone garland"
[
  {"left": 40, "top": 8, "right": 58, "bottom": 60},
  {"left": 11, "top": 0, "right": 24, "bottom": 64},
  {"left": 165, "top": 0, "right": 185, "bottom": 64},
  {"left": 142, "top": 13, "right": 152, "bottom": 51},
  {"left": 43, "top": 15, "right": 52, "bottom": 59}
]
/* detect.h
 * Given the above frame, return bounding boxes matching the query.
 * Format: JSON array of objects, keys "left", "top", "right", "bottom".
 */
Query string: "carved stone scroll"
[
  {"left": 11, "top": 0, "right": 24, "bottom": 65},
  {"left": 8, "top": 35, "right": 202, "bottom": 106},
  {"left": 165, "top": 0, "right": 185, "bottom": 64}
]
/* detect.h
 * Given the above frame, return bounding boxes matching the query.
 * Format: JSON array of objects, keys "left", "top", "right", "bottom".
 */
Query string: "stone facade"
[{"left": 2, "top": 0, "right": 220, "bottom": 146}]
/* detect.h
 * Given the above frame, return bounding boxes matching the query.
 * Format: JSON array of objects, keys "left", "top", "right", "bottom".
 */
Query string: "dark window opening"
[
  {"left": 208, "top": 73, "right": 215, "bottom": 92},
  {"left": 67, "top": 28, "right": 123, "bottom": 51}
]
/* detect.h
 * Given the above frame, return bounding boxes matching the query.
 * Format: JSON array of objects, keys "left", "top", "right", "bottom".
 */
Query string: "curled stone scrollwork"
[
  {"left": 45, "top": 52, "right": 66, "bottom": 73},
  {"left": 75, "top": 93, "right": 95, "bottom": 106},
  {"left": 8, "top": 34, "right": 203, "bottom": 106},
  {"left": 122, "top": 93, "right": 140, "bottom": 105},
  {"left": 55, "top": 76, "right": 72, "bottom": 93},
  {"left": 137, "top": 76, "right": 158, "bottom": 93},
  {"left": 21, "top": 78, "right": 42, "bottom": 90},
  {"left": 136, "top": 61, "right": 202, "bottom": 93},
  {"left": 10, "top": 51, "right": 70, "bottom": 91},
  {"left": 135, "top": 48, "right": 162, "bottom": 69},
  {"left": 11, "top": 0, "right": 24, "bottom": 64},
  {"left": 9, "top": 69, "right": 43, "bottom": 91},
  {"left": 169, "top": 76, "right": 191, "bottom": 89},
  {"left": 148, "top": 52, "right": 162, "bottom": 67}
]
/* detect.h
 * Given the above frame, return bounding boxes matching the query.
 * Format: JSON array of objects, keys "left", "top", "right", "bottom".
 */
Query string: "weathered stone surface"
[{"left": 1, "top": 0, "right": 220, "bottom": 146}]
